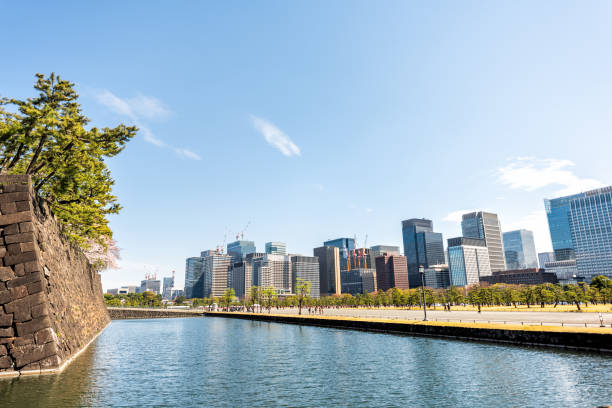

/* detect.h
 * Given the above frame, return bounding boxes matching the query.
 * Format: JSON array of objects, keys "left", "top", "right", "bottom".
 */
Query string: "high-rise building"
[
  {"left": 423, "top": 265, "right": 450, "bottom": 289},
  {"left": 140, "top": 277, "right": 161, "bottom": 294},
  {"left": 375, "top": 255, "right": 409, "bottom": 291},
  {"left": 253, "top": 254, "right": 292, "bottom": 294},
  {"left": 340, "top": 268, "right": 377, "bottom": 295},
  {"left": 502, "top": 229, "right": 538, "bottom": 270},
  {"left": 291, "top": 255, "right": 320, "bottom": 298},
  {"left": 162, "top": 272, "right": 175, "bottom": 299},
  {"left": 544, "top": 193, "right": 583, "bottom": 261},
  {"left": 314, "top": 246, "right": 341, "bottom": 296},
  {"left": 370, "top": 245, "right": 400, "bottom": 257},
  {"left": 568, "top": 187, "right": 612, "bottom": 281},
  {"left": 447, "top": 237, "right": 492, "bottom": 287},
  {"left": 538, "top": 252, "right": 555, "bottom": 268},
  {"left": 324, "top": 237, "right": 355, "bottom": 270},
  {"left": 184, "top": 257, "right": 204, "bottom": 298},
  {"left": 461, "top": 211, "right": 506, "bottom": 272},
  {"left": 401, "top": 219, "right": 445, "bottom": 287},
  {"left": 201, "top": 249, "right": 232, "bottom": 298},
  {"left": 227, "top": 240, "right": 256, "bottom": 262},
  {"left": 265, "top": 242, "right": 287, "bottom": 255},
  {"left": 544, "top": 259, "right": 582, "bottom": 285}
]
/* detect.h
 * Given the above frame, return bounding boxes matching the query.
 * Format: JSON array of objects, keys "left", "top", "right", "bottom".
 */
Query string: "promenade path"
[{"left": 270, "top": 308, "right": 612, "bottom": 328}]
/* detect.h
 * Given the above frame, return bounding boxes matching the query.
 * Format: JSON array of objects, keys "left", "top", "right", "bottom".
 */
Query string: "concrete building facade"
[
  {"left": 462, "top": 211, "right": 506, "bottom": 272},
  {"left": 447, "top": 237, "right": 492, "bottom": 287},
  {"left": 314, "top": 246, "right": 341, "bottom": 296}
]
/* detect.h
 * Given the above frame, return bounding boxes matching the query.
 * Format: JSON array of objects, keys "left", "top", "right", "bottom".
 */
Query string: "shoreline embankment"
[
  {"left": 204, "top": 311, "right": 612, "bottom": 353},
  {"left": 107, "top": 307, "right": 204, "bottom": 319}
]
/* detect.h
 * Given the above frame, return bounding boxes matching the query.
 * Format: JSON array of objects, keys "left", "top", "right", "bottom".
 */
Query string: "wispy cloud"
[
  {"left": 443, "top": 209, "right": 476, "bottom": 223},
  {"left": 94, "top": 89, "right": 199, "bottom": 160},
  {"left": 250, "top": 115, "right": 301, "bottom": 157},
  {"left": 497, "top": 157, "right": 603, "bottom": 196}
]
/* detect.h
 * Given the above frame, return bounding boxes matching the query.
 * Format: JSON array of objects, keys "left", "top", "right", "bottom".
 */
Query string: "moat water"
[{"left": 0, "top": 317, "right": 610, "bottom": 407}]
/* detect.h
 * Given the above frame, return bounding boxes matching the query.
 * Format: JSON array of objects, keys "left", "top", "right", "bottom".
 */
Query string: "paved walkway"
[{"left": 269, "top": 308, "right": 612, "bottom": 328}]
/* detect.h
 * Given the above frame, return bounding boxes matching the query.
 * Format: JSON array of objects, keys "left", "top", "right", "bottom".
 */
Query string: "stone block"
[
  {"left": 13, "top": 341, "right": 57, "bottom": 368},
  {"left": 3, "top": 250, "right": 37, "bottom": 266},
  {"left": 0, "top": 211, "right": 32, "bottom": 226},
  {"left": 0, "top": 344, "right": 6, "bottom": 356},
  {"left": 39, "top": 354, "right": 61, "bottom": 369},
  {"left": 0, "top": 246, "right": 5, "bottom": 257},
  {"left": 3, "top": 224, "right": 20, "bottom": 235},
  {"left": 4, "top": 292, "right": 45, "bottom": 314},
  {"left": 4, "top": 232, "right": 34, "bottom": 244},
  {"left": 35, "top": 328, "right": 56, "bottom": 345},
  {"left": 15, "top": 316, "right": 51, "bottom": 337},
  {"left": 20, "top": 242, "right": 35, "bottom": 253},
  {"left": 0, "top": 337, "right": 14, "bottom": 345},
  {"left": 15, "top": 201, "right": 31, "bottom": 212},
  {"left": 7, "top": 272, "right": 42, "bottom": 289},
  {"left": 0, "top": 192, "right": 29, "bottom": 204},
  {"left": 0, "top": 202, "right": 17, "bottom": 215},
  {"left": 7, "top": 243, "right": 22, "bottom": 255},
  {"left": 0, "top": 355, "right": 12, "bottom": 369},
  {"left": 12, "top": 305, "right": 32, "bottom": 323},
  {"left": 31, "top": 303, "right": 48, "bottom": 319},
  {"left": 26, "top": 280, "right": 43, "bottom": 295},
  {"left": 18, "top": 221, "right": 33, "bottom": 233},
  {"left": 13, "top": 263, "right": 25, "bottom": 276},
  {"left": 24, "top": 261, "right": 40, "bottom": 273},
  {"left": 13, "top": 334, "right": 33, "bottom": 346},
  {"left": 3, "top": 183, "right": 29, "bottom": 193},
  {"left": 0, "top": 290, "right": 12, "bottom": 304},
  {"left": 0, "top": 327, "right": 14, "bottom": 337},
  {"left": 0, "top": 312, "right": 13, "bottom": 326},
  {"left": 0, "top": 266, "right": 14, "bottom": 282}
]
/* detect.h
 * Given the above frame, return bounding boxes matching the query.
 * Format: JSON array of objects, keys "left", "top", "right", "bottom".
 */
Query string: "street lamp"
[{"left": 419, "top": 265, "right": 427, "bottom": 321}]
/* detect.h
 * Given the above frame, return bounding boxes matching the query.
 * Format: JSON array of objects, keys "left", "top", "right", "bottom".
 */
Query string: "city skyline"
[{"left": 3, "top": 2, "right": 609, "bottom": 291}]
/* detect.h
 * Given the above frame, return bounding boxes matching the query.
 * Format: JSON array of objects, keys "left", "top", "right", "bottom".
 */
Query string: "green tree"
[
  {"left": 250, "top": 286, "right": 261, "bottom": 312},
  {"left": 262, "top": 286, "right": 277, "bottom": 313},
  {"left": 590, "top": 276, "right": 612, "bottom": 304},
  {"left": 295, "top": 278, "right": 312, "bottom": 315},
  {"left": 0, "top": 73, "right": 136, "bottom": 265},
  {"left": 222, "top": 288, "right": 236, "bottom": 311},
  {"left": 174, "top": 295, "right": 186, "bottom": 305}
]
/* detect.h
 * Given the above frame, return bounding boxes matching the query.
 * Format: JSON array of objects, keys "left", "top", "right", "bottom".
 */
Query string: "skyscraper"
[
  {"left": 447, "top": 237, "right": 492, "bottom": 286},
  {"left": 401, "top": 219, "right": 445, "bottom": 287},
  {"left": 314, "top": 246, "right": 341, "bottom": 296},
  {"left": 375, "top": 255, "right": 409, "bottom": 291},
  {"left": 184, "top": 257, "right": 204, "bottom": 298},
  {"left": 544, "top": 193, "right": 583, "bottom": 261},
  {"left": 253, "top": 254, "right": 292, "bottom": 294},
  {"left": 162, "top": 272, "right": 175, "bottom": 299},
  {"left": 502, "top": 229, "right": 538, "bottom": 270},
  {"left": 370, "top": 245, "right": 400, "bottom": 257},
  {"left": 568, "top": 186, "right": 612, "bottom": 281},
  {"left": 291, "top": 255, "right": 320, "bottom": 298},
  {"left": 538, "top": 252, "right": 555, "bottom": 268},
  {"left": 324, "top": 237, "right": 355, "bottom": 270},
  {"left": 461, "top": 211, "right": 506, "bottom": 272},
  {"left": 227, "top": 240, "right": 256, "bottom": 262},
  {"left": 265, "top": 242, "right": 287, "bottom": 255},
  {"left": 201, "top": 249, "right": 231, "bottom": 298}
]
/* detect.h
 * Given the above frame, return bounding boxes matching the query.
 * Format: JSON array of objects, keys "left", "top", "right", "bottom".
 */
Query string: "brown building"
[
  {"left": 375, "top": 255, "right": 409, "bottom": 291},
  {"left": 479, "top": 268, "right": 558, "bottom": 286}
]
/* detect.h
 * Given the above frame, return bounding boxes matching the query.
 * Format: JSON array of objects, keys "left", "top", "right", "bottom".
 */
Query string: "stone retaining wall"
[
  {"left": 108, "top": 307, "right": 203, "bottom": 319},
  {"left": 205, "top": 312, "right": 612, "bottom": 353},
  {"left": 0, "top": 175, "right": 110, "bottom": 376}
]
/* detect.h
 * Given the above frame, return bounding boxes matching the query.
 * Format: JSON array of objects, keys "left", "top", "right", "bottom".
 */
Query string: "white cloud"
[
  {"left": 94, "top": 89, "right": 199, "bottom": 160},
  {"left": 443, "top": 209, "right": 477, "bottom": 223},
  {"left": 250, "top": 115, "right": 301, "bottom": 157},
  {"left": 503, "top": 210, "right": 552, "bottom": 253},
  {"left": 497, "top": 157, "right": 603, "bottom": 196}
]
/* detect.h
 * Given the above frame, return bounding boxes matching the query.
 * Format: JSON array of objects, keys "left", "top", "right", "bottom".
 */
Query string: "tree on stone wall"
[{"left": 0, "top": 73, "right": 136, "bottom": 267}]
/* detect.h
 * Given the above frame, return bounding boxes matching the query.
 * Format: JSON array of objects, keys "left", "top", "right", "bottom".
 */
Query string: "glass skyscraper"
[
  {"left": 401, "top": 219, "right": 445, "bottom": 287},
  {"left": 502, "top": 229, "right": 538, "bottom": 270},
  {"left": 227, "top": 240, "right": 256, "bottom": 262},
  {"left": 265, "top": 242, "right": 287, "bottom": 255},
  {"left": 544, "top": 193, "right": 584, "bottom": 261},
  {"left": 447, "top": 237, "right": 492, "bottom": 287},
  {"left": 324, "top": 237, "right": 355, "bottom": 270},
  {"left": 461, "top": 211, "right": 506, "bottom": 272},
  {"left": 184, "top": 257, "right": 204, "bottom": 298}
]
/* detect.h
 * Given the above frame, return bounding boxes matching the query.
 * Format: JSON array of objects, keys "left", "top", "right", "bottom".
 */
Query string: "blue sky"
[{"left": 2, "top": 1, "right": 611, "bottom": 290}]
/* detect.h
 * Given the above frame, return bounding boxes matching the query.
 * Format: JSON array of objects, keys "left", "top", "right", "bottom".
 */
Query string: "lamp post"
[{"left": 419, "top": 265, "right": 427, "bottom": 321}]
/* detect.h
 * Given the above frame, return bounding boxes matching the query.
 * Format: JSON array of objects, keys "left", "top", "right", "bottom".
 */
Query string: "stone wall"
[
  {"left": 0, "top": 175, "right": 110, "bottom": 376},
  {"left": 108, "top": 307, "right": 203, "bottom": 319}
]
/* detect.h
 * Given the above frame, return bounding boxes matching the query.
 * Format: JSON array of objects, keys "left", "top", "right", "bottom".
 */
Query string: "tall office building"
[
  {"left": 227, "top": 240, "right": 256, "bottom": 262},
  {"left": 502, "top": 229, "right": 538, "bottom": 270},
  {"left": 291, "top": 255, "right": 320, "bottom": 298},
  {"left": 461, "top": 211, "right": 506, "bottom": 272},
  {"left": 568, "top": 187, "right": 612, "bottom": 281},
  {"left": 184, "top": 257, "right": 204, "bottom": 298},
  {"left": 401, "top": 219, "right": 445, "bottom": 287},
  {"left": 265, "top": 242, "right": 287, "bottom": 255},
  {"left": 201, "top": 249, "right": 232, "bottom": 298},
  {"left": 253, "top": 254, "right": 292, "bottom": 294},
  {"left": 140, "top": 277, "right": 161, "bottom": 295},
  {"left": 447, "top": 237, "right": 492, "bottom": 287},
  {"left": 544, "top": 193, "right": 583, "bottom": 261},
  {"left": 162, "top": 272, "right": 175, "bottom": 299},
  {"left": 544, "top": 259, "right": 581, "bottom": 285},
  {"left": 423, "top": 265, "right": 451, "bottom": 289},
  {"left": 314, "top": 246, "right": 341, "bottom": 296},
  {"left": 370, "top": 245, "right": 400, "bottom": 257},
  {"left": 375, "top": 255, "right": 409, "bottom": 291},
  {"left": 538, "top": 252, "right": 555, "bottom": 268},
  {"left": 340, "top": 268, "right": 377, "bottom": 295},
  {"left": 324, "top": 237, "right": 355, "bottom": 270}
]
